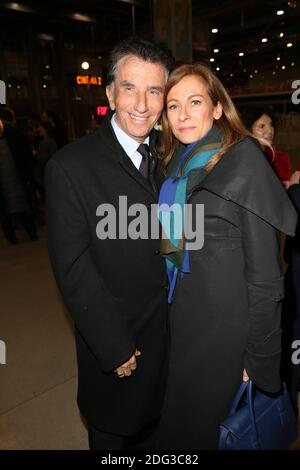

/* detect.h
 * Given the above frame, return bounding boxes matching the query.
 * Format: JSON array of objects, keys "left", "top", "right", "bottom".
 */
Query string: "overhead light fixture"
[
  {"left": 210, "top": 58, "right": 215, "bottom": 62},
  {"left": 81, "top": 61, "right": 90, "bottom": 70},
  {"left": 211, "top": 28, "right": 218, "bottom": 34},
  {"left": 254, "top": 69, "right": 258, "bottom": 74},
  {"left": 216, "top": 67, "right": 220, "bottom": 71},
  {"left": 272, "top": 71, "right": 276, "bottom": 75},
  {"left": 277, "top": 56, "right": 280, "bottom": 61},
  {"left": 277, "top": 10, "right": 284, "bottom": 15},
  {"left": 43, "top": 84, "right": 47, "bottom": 88},
  {"left": 71, "top": 13, "right": 95, "bottom": 22},
  {"left": 239, "top": 52, "right": 244, "bottom": 57},
  {"left": 38, "top": 34, "right": 54, "bottom": 41},
  {"left": 291, "top": 62, "right": 295, "bottom": 66},
  {"left": 250, "top": 74, "right": 253, "bottom": 79},
  {"left": 261, "top": 38, "right": 268, "bottom": 43},
  {"left": 287, "top": 42, "right": 293, "bottom": 47},
  {"left": 279, "top": 32, "right": 284, "bottom": 38},
  {"left": 214, "top": 48, "right": 219, "bottom": 53},
  {"left": 230, "top": 73, "right": 233, "bottom": 77},
  {"left": 4, "top": 2, "right": 33, "bottom": 13},
  {"left": 282, "top": 65, "right": 286, "bottom": 69}
]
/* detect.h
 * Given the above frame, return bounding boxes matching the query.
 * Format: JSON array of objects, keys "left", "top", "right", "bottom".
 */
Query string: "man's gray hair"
[{"left": 107, "top": 37, "right": 175, "bottom": 86}]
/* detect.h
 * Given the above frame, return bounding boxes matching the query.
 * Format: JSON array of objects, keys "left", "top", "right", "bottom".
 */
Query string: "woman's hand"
[
  {"left": 242, "top": 368, "right": 250, "bottom": 382},
  {"left": 283, "top": 170, "right": 300, "bottom": 190}
]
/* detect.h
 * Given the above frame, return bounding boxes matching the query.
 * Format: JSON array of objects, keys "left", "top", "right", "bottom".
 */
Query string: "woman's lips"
[{"left": 178, "top": 127, "right": 196, "bottom": 132}]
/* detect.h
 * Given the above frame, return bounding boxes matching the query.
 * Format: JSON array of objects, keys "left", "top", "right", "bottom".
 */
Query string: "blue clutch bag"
[{"left": 219, "top": 380, "right": 298, "bottom": 450}]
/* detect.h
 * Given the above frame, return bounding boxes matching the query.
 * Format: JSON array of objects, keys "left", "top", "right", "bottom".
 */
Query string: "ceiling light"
[
  {"left": 277, "top": 56, "right": 280, "bottom": 61},
  {"left": 214, "top": 48, "right": 219, "bottom": 53},
  {"left": 210, "top": 58, "right": 215, "bottom": 62},
  {"left": 277, "top": 10, "right": 284, "bottom": 15},
  {"left": 230, "top": 73, "right": 233, "bottom": 77},
  {"left": 287, "top": 42, "right": 293, "bottom": 47},
  {"left": 5, "top": 2, "right": 33, "bottom": 13},
  {"left": 38, "top": 34, "right": 54, "bottom": 41},
  {"left": 43, "top": 84, "right": 47, "bottom": 88},
  {"left": 71, "top": 13, "right": 95, "bottom": 22},
  {"left": 291, "top": 62, "right": 295, "bottom": 66},
  {"left": 254, "top": 69, "right": 258, "bottom": 74},
  {"left": 239, "top": 52, "right": 244, "bottom": 57},
  {"left": 282, "top": 65, "right": 286, "bottom": 69},
  {"left": 250, "top": 74, "right": 253, "bottom": 79},
  {"left": 272, "top": 71, "right": 276, "bottom": 75},
  {"left": 211, "top": 28, "right": 218, "bottom": 33},
  {"left": 279, "top": 32, "right": 284, "bottom": 38},
  {"left": 261, "top": 38, "right": 268, "bottom": 43},
  {"left": 216, "top": 67, "right": 220, "bottom": 71},
  {"left": 81, "top": 61, "right": 90, "bottom": 70}
]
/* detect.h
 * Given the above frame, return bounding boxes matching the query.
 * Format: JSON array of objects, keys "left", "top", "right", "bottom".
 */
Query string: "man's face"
[{"left": 106, "top": 55, "right": 166, "bottom": 143}]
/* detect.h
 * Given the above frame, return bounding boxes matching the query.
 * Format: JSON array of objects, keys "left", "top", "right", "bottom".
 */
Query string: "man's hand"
[{"left": 114, "top": 349, "right": 141, "bottom": 378}]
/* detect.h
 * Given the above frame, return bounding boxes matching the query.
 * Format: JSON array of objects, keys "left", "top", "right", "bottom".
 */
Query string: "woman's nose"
[{"left": 178, "top": 105, "right": 189, "bottom": 121}]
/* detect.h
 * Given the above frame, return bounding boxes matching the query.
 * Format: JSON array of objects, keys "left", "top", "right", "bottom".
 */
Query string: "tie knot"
[{"left": 137, "top": 143, "right": 150, "bottom": 160}]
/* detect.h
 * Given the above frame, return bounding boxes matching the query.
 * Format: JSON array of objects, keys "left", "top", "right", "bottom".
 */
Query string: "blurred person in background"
[
  {"left": 241, "top": 107, "right": 292, "bottom": 184},
  {"left": 0, "top": 117, "right": 37, "bottom": 243},
  {"left": 33, "top": 120, "right": 57, "bottom": 203},
  {"left": 41, "top": 109, "right": 68, "bottom": 149}
]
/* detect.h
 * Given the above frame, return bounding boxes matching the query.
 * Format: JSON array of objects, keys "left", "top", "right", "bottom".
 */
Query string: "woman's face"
[
  {"left": 166, "top": 75, "right": 222, "bottom": 144},
  {"left": 251, "top": 114, "right": 274, "bottom": 144}
]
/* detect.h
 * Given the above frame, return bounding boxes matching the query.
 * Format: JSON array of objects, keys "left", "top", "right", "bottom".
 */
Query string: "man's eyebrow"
[
  {"left": 119, "top": 81, "right": 163, "bottom": 92},
  {"left": 120, "top": 80, "right": 135, "bottom": 87}
]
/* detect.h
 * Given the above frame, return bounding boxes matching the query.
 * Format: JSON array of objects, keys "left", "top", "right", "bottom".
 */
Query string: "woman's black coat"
[{"left": 158, "top": 137, "right": 297, "bottom": 449}]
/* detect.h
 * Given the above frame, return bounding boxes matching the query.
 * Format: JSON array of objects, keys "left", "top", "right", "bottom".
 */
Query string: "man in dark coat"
[{"left": 45, "top": 38, "right": 174, "bottom": 450}]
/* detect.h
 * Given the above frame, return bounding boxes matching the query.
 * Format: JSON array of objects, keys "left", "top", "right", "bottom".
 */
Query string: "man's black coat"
[{"left": 45, "top": 117, "right": 168, "bottom": 435}]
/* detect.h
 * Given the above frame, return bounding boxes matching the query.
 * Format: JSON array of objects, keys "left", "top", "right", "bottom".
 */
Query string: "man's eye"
[
  {"left": 149, "top": 89, "right": 160, "bottom": 95},
  {"left": 125, "top": 86, "right": 133, "bottom": 91}
]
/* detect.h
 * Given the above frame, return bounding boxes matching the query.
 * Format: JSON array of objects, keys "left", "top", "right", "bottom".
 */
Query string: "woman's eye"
[
  {"left": 191, "top": 100, "right": 201, "bottom": 106},
  {"left": 168, "top": 104, "right": 178, "bottom": 110}
]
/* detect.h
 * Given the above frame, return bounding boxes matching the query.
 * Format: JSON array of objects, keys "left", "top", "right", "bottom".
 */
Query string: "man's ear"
[
  {"left": 213, "top": 101, "right": 223, "bottom": 121},
  {"left": 106, "top": 85, "right": 115, "bottom": 111}
]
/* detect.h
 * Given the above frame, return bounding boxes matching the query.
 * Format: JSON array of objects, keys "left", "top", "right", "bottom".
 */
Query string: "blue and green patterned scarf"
[{"left": 158, "top": 125, "right": 223, "bottom": 303}]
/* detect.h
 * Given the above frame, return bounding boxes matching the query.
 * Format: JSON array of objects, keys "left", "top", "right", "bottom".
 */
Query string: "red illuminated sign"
[{"left": 97, "top": 106, "right": 108, "bottom": 116}]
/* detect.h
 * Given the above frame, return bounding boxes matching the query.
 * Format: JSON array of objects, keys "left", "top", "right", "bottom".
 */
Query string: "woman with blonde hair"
[{"left": 157, "top": 64, "right": 297, "bottom": 449}]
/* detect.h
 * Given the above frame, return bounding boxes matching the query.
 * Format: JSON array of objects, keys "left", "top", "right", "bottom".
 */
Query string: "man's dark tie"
[{"left": 137, "top": 143, "right": 150, "bottom": 179}]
